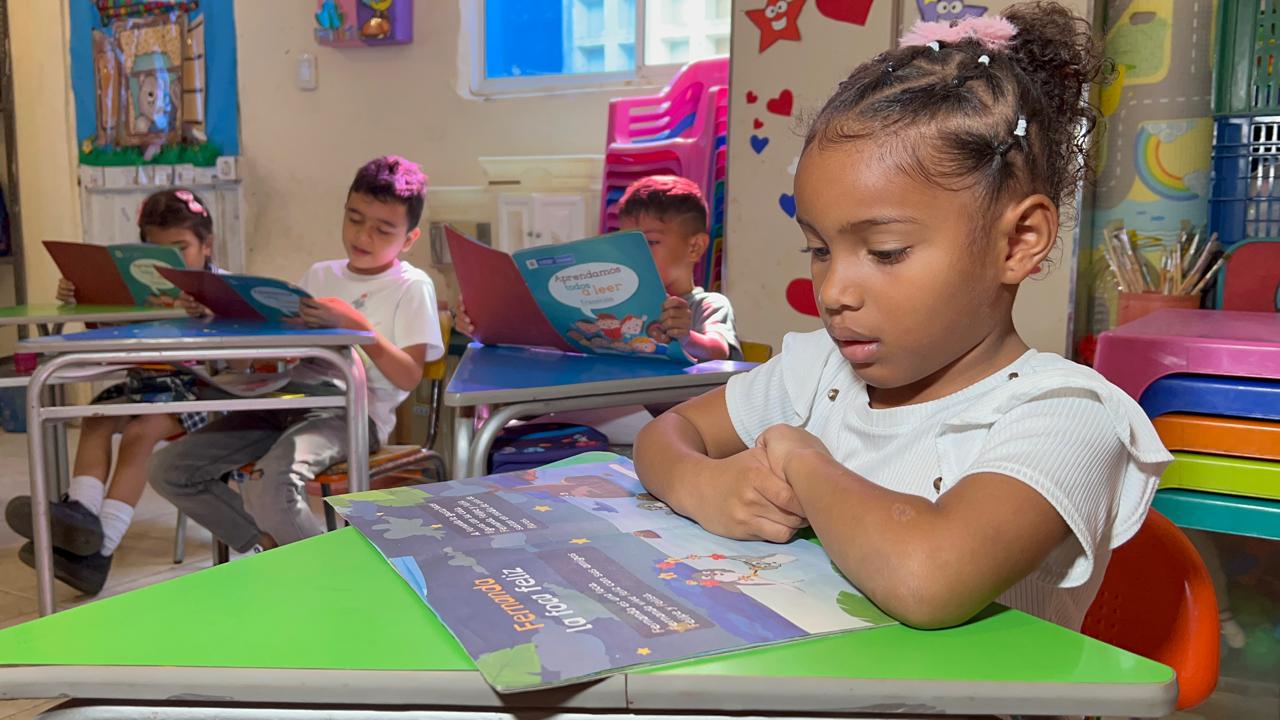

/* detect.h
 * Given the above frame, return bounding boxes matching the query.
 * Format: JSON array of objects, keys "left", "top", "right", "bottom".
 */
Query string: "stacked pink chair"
[{"left": 601, "top": 57, "right": 729, "bottom": 290}]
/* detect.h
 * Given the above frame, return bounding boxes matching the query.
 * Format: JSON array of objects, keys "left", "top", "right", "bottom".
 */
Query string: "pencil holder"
[{"left": 1116, "top": 292, "right": 1202, "bottom": 327}]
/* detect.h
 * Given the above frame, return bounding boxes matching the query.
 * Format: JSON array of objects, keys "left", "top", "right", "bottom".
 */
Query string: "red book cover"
[{"left": 446, "top": 226, "right": 575, "bottom": 352}]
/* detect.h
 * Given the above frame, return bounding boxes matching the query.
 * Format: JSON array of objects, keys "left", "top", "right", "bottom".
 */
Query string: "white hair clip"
[
  {"left": 926, "top": 41, "right": 940, "bottom": 52},
  {"left": 1013, "top": 116, "right": 1027, "bottom": 137},
  {"left": 978, "top": 54, "right": 990, "bottom": 65}
]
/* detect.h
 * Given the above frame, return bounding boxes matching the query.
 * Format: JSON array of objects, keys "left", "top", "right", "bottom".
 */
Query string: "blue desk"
[
  {"left": 19, "top": 319, "right": 375, "bottom": 616},
  {"left": 445, "top": 344, "right": 756, "bottom": 478}
]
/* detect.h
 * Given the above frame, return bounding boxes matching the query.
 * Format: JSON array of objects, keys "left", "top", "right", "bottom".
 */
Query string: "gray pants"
[{"left": 148, "top": 408, "right": 376, "bottom": 552}]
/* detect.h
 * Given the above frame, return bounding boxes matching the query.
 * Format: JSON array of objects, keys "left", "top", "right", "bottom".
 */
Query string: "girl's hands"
[{"left": 683, "top": 447, "right": 807, "bottom": 543}]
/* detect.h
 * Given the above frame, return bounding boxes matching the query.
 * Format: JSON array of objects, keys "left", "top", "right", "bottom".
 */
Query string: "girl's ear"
[
  {"left": 203, "top": 234, "right": 215, "bottom": 263},
  {"left": 995, "top": 194, "right": 1058, "bottom": 284}
]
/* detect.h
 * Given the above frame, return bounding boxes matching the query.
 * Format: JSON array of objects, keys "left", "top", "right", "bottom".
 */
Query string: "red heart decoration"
[
  {"left": 766, "top": 89, "right": 794, "bottom": 117},
  {"left": 815, "top": 0, "right": 873, "bottom": 26},
  {"left": 785, "top": 278, "right": 819, "bottom": 317},
  {"left": 746, "top": 91, "right": 759, "bottom": 104},
  {"left": 753, "top": 118, "right": 764, "bottom": 130}
]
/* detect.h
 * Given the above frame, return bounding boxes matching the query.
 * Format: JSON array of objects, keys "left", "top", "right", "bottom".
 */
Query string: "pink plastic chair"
[
  {"left": 1093, "top": 309, "right": 1280, "bottom": 400},
  {"left": 606, "top": 56, "right": 729, "bottom": 144}
]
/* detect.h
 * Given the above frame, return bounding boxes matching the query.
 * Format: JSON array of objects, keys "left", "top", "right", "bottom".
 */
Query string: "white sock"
[
  {"left": 98, "top": 499, "right": 134, "bottom": 556},
  {"left": 67, "top": 475, "right": 106, "bottom": 515}
]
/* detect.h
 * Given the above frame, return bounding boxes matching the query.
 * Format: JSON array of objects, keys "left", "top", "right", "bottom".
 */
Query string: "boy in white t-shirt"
[{"left": 149, "top": 156, "right": 444, "bottom": 552}]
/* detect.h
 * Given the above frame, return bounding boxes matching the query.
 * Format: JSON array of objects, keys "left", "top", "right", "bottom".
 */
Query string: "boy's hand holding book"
[
  {"left": 56, "top": 278, "right": 77, "bottom": 305},
  {"left": 176, "top": 292, "right": 212, "bottom": 319},
  {"left": 653, "top": 295, "right": 693, "bottom": 343},
  {"left": 298, "top": 297, "right": 372, "bottom": 332}
]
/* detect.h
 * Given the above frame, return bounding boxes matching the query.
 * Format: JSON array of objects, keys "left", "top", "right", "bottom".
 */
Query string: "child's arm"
[
  {"left": 759, "top": 419, "right": 1097, "bottom": 629},
  {"left": 635, "top": 386, "right": 806, "bottom": 542},
  {"left": 298, "top": 297, "right": 426, "bottom": 391},
  {"left": 656, "top": 296, "right": 730, "bottom": 361}
]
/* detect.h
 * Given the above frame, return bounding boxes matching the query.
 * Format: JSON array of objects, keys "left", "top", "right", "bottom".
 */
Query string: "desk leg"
[
  {"left": 26, "top": 371, "right": 56, "bottom": 615},
  {"left": 451, "top": 408, "right": 474, "bottom": 481},
  {"left": 341, "top": 347, "right": 370, "bottom": 493},
  {"left": 50, "top": 385, "right": 70, "bottom": 497}
]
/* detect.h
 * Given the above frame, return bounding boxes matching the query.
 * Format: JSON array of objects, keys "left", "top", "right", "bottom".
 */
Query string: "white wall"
[{"left": 235, "top": 0, "right": 651, "bottom": 292}]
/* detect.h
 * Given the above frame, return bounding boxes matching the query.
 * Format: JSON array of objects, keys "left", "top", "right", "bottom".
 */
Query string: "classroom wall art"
[
  {"left": 745, "top": 0, "right": 808, "bottom": 52},
  {"left": 725, "top": 0, "right": 1088, "bottom": 354},
  {"left": 916, "top": 0, "right": 988, "bottom": 21},
  {"left": 725, "top": 0, "right": 893, "bottom": 342},
  {"left": 69, "top": 0, "right": 240, "bottom": 165},
  {"left": 1084, "top": 0, "right": 1213, "bottom": 340},
  {"left": 314, "top": 0, "right": 413, "bottom": 48}
]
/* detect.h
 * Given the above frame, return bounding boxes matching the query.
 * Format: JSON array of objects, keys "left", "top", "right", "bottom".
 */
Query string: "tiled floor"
[
  {"left": 0, "top": 428, "right": 216, "bottom": 719},
  {"left": 0, "top": 429, "right": 1275, "bottom": 719}
]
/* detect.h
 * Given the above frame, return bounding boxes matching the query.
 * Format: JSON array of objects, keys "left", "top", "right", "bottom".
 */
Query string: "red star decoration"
[
  {"left": 709, "top": 553, "right": 727, "bottom": 560},
  {"left": 745, "top": 0, "right": 806, "bottom": 53}
]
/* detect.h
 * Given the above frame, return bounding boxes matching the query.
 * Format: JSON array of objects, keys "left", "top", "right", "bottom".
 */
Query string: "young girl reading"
[
  {"left": 6, "top": 188, "right": 221, "bottom": 595},
  {"left": 635, "top": 2, "right": 1173, "bottom": 632}
]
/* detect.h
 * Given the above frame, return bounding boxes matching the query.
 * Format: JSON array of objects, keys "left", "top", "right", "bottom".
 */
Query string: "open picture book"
[
  {"left": 329, "top": 454, "right": 895, "bottom": 693},
  {"left": 156, "top": 267, "right": 312, "bottom": 323},
  {"left": 44, "top": 240, "right": 185, "bottom": 306},
  {"left": 446, "top": 226, "right": 691, "bottom": 364}
]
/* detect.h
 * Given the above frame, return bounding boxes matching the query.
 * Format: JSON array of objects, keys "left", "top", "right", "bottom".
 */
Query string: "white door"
[{"left": 532, "top": 193, "right": 586, "bottom": 245}]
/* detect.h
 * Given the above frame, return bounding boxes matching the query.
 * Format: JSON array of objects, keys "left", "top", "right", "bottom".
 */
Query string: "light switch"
[{"left": 297, "top": 53, "right": 318, "bottom": 91}]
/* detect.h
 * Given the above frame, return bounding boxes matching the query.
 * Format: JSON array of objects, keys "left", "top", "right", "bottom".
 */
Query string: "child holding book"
[
  {"left": 148, "top": 156, "right": 445, "bottom": 553},
  {"left": 635, "top": 3, "right": 1174, "bottom": 632},
  {"left": 456, "top": 175, "right": 742, "bottom": 362},
  {"left": 5, "top": 188, "right": 222, "bottom": 594}
]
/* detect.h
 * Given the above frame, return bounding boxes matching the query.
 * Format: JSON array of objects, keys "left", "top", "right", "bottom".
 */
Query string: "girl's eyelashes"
[
  {"left": 800, "top": 245, "right": 831, "bottom": 261},
  {"left": 869, "top": 247, "right": 910, "bottom": 264}
]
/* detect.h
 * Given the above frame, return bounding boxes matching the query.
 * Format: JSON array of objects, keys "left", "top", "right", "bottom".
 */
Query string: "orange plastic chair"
[
  {"left": 1081, "top": 509, "right": 1220, "bottom": 710},
  {"left": 1154, "top": 413, "right": 1280, "bottom": 462}
]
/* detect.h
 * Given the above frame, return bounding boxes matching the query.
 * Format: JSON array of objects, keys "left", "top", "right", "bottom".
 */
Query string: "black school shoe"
[
  {"left": 19, "top": 541, "right": 112, "bottom": 596},
  {"left": 5, "top": 495, "right": 104, "bottom": 557}
]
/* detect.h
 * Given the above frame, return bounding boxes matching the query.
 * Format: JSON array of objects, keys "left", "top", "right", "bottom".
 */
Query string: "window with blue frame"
[{"left": 477, "top": 0, "right": 729, "bottom": 93}]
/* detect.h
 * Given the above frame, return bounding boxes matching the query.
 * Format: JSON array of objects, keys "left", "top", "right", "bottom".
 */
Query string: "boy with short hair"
[{"left": 149, "top": 155, "right": 445, "bottom": 552}]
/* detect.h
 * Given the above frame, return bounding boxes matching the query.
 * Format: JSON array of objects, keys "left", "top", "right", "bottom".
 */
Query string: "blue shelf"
[{"left": 1153, "top": 489, "right": 1280, "bottom": 541}]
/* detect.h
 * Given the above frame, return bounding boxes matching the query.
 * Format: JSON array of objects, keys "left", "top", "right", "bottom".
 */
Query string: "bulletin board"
[
  {"left": 68, "top": 0, "right": 240, "bottom": 164},
  {"left": 724, "top": 0, "right": 1086, "bottom": 355}
]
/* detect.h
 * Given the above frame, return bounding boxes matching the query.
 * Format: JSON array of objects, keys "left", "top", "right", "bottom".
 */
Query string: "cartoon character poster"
[
  {"left": 330, "top": 456, "right": 894, "bottom": 692},
  {"left": 111, "top": 14, "right": 185, "bottom": 147}
]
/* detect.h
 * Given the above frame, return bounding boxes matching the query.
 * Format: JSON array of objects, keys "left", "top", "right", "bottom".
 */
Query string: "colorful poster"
[{"left": 331, "top": 456, "right": 895, "bottom": 693}]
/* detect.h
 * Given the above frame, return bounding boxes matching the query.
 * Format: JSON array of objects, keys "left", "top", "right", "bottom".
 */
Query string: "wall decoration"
[
  {"left": 815, "top": 0, "right": 874, "bottom": 26},
  {"left": 314, "top": 0, "right": 412, "bottom": 47},
  {"left": 70, "top": 0, "right": 239, "bottom": 165},
  {"left": 1085, "top": 0, "right": 1213, "bottom": 344},
  {"left": 916, "top": 0, "right": 988, "bottom": 21},
  {"left": 746, "top": 0, "right": 807, "bottom": 53},
  {"left": 766, "top": 89, "right": 794, "bottom": 116}
]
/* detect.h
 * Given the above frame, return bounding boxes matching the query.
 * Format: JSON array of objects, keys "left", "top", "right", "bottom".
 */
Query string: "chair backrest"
[
  {"left": 740, "top": 341, "right": 773, "bottom": 363},
  {"left": 1216, "top": 239, "right": 1280, "bottom": 312},
  {"left": 1081, "top": 509, "right": 1220, "bottom": 710},
  {"left": 424, "top": 310, "right": 453, "bottom": 382}
]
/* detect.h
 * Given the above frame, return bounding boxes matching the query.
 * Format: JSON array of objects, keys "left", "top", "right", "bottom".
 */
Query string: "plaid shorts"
[{"left": 91, "top": 367, "right": 211, "bottom": 434}]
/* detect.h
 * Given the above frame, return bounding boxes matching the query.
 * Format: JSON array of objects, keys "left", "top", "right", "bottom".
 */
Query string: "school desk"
[
  {"left": 1138, "top": 374, "right": 1280, "bottom": 423},
  {"left": 445, "top": 344, "right": 757, "bottom": 478},
  {"left": 1093, "top": 308, "right": 1280, "bottom": 401},
  {"left": 18, "top": 318, "right": 374, "bottom": 617},
  {"left": 0, "top": 304, "right": 187, "bottom": 501},
  {"left": 0, "top": 529, "right": 1176, "bottom": 718}
]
